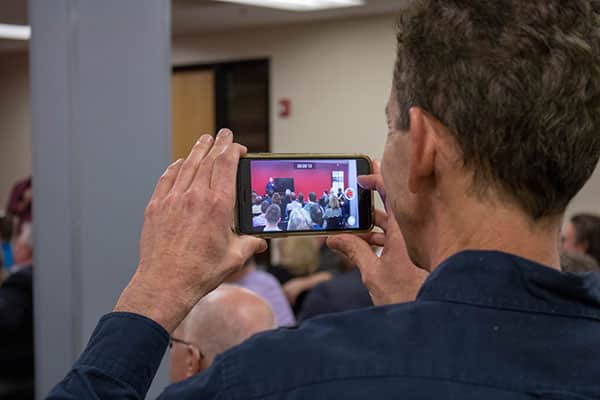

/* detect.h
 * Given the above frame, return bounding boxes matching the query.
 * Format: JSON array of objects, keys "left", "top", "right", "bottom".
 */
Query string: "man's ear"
[
  {"left": 407, "top": 107, "right": 437, "bottom": 194},
  {"left": 185, "top": 345, "right": 203, "bottom": 378}
]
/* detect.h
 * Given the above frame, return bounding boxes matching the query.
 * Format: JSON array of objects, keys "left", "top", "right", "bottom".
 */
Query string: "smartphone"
[{"left": 236, "top": 154, "right": 374, "bottom": 238}]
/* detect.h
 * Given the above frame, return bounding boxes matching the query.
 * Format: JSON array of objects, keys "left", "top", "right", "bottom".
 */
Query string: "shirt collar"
[{"left": 417, "top": 250, "right": 600, "bottom": 321}]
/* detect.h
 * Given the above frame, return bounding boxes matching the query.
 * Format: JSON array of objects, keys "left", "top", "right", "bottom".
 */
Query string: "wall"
[
  {"left": 172, "top": 17, "right": 600, "bottom": 217},
  {"left": 173, "top": 15, "right": 396, "bottom": 159},
  {"left": 0, "top": 51, "right": 31, "bottom": 209}
]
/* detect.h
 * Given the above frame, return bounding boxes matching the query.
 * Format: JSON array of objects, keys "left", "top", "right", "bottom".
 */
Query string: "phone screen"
[{"left": 238, "top": 157, "right": 372, "bottom": 235}]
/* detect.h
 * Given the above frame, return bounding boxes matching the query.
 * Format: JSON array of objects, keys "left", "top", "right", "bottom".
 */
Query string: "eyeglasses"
[{"left": 169, "top": 337, "right": 205, "bottom": 360}]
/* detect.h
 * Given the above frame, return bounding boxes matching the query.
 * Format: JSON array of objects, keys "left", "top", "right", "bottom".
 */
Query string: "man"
[
  {"left": 562, "top": 213, "right": 600, "bottom": 265},
  {"left": 169, "top": 285, "right": 276, "bottom": 383},
  {"left": 0, "top": 232, "right": 34, "bottom": 399},
  {"left": 265, "top": 177, "right": 275, "bottom": 197},
  {"left": 297, "top": 267, "right": 372, "bottom": 323},
  {"left": 226, "top": 258, "right": 295, "bottom": 327},
  {"left": 50, "top": 1, "right": 600, "bottom": 399},
  {"left": 303, "top": 192, "right": 320, "bottom": 212},
  {"left": 263, "top": 204, "right": 281, "bottom": 232},
  {"left": 285, "top": 192, "right": 301, "bottom": 216}
]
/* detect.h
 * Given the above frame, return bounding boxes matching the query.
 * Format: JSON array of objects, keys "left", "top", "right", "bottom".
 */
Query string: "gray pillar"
[{"left": 29, "top": 1, "right": 171, "bottom": 398}]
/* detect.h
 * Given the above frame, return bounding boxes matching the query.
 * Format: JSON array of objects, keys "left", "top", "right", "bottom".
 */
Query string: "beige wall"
[
  {"left": 172, "top": 16, "right": 600, "bottom": 217},
  {"left": 173, "top": 15, "right": 396, "bottom": 159},
  {"left": 0, "top": 51, "right": 31, "bottom": 210}
]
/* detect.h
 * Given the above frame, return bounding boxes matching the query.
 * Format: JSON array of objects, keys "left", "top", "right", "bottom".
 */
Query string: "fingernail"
[
  {"left": 198, "top": 134, "right": 212, "bottom": 144},
  {"left": 217, "top": 129, "right": 232, "bottom": 138}
]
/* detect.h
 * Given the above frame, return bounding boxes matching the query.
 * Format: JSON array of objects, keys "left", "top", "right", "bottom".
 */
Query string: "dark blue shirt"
[{"left": 48, "top": 251, "right": 600, "bottom": 399}]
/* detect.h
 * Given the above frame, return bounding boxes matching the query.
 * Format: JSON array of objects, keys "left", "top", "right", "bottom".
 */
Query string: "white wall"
[
  {"left": 172, "top": 16, "right": 600, "bottom": 217},
  {"left": 0, "top": 51, "right": 31, "bottom": 209}
]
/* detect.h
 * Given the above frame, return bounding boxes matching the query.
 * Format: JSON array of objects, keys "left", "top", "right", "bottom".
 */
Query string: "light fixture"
[
  {"left": 215, "top": 0, "right": 364, "bottom": 12},
  {"left": 0, "top": 24, "right": 31, "bottom": 40}
]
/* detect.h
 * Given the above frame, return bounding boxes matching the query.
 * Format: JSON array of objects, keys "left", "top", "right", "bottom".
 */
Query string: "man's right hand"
[
  {"left": 327, "top": 161, "right": 428, "bottom": 306},
  {"left": 114, "top": 129, "right": 267, "bottom": 333}
]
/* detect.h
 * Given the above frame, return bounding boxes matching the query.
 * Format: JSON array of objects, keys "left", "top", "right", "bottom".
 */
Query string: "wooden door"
[{"left": 171, "top": 69, "right": 215, "bottom": 161}]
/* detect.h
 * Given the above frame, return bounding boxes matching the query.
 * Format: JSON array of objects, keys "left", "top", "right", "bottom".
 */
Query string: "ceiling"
[
  {"left": 0, "top": 0, "right": 403, "bottom": 52},
  {"left": 171, "top": 0, "right": 403, "bottom": 35}
]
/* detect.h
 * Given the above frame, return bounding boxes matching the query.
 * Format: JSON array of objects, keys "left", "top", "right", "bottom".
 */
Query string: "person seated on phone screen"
[
  {"left": 48, "top": 2, "right": 600, "bottom": 399},
  {"left": 263, "top": 204, "right": 282, "bottom": 232},
  {"left": 169, "top": 285, "right": 276, "bottom": 384},
  {"left": 310, "top": 205, "right": 324, "bottom": 230},
  {"left": 304, "top": 192, "right": 321, "bottom": 213},
  {"left": 287, "top": 209, "right": 311, "bottom": 231},
  {"left": 324, "top": 196, "right": 344, "bottom": 229},
  {"left": 285, "top": 193, "right": 302, "bottom": 216},
  {"left": 252, "top": 200, "right": 270, "bottom": 228}
]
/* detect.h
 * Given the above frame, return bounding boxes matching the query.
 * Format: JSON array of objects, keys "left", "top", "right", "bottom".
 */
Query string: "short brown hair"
[{"left": 394, "top": 0, "right": 600, "bottom": 219}]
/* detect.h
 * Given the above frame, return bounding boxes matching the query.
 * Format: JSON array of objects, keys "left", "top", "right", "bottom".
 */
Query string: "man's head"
[
  {"left": 169, "top": 285, "right": 276, "bottom": 383},
  {"left": 562, "top": 214, "right": 600, "bottom": 264},
  {"left": 310, "top": 204, "right": 324, "bottom": 227},
  {"left": 265, "top": 204, "right": 281, "bottom": 227},
  {"left": 309, "top": 192, "right": 317, "bottom": 202},
  {"left": 260, "top": 200, "right": 270, "bottom": 215},
  {"left": 382, "top": 0, "right": 600, "bottom": 267}
]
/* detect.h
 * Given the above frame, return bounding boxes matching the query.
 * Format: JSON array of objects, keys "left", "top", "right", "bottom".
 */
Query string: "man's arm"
[
  {"left": 48, "top": 130, "right": 266, "bottom": 398},
  {"left": 47, "top": 313, "right": 168, "bottom": 400}
]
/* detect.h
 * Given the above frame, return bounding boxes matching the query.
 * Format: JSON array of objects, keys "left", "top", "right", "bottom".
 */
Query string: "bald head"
[{"left": 170, "top": 285, "right": 276, "bottom": 383}]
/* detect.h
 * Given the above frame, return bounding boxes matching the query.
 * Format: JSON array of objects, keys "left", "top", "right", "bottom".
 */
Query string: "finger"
[
  {"left": 374, "top": 209, "right": 389, "bottom": 232},
  {"left": 211, "top": 143, "right": 246, "bottom": 204},
  {"left": 364, "top": 232, "right": 385, "bottom": 247},
  {"left": 193, "top": 129, "right": 234, "bottom": 189},
  {"left": 236, "top": 236, "right": 269, "bottom": 260},
  {"left": 327, "top": 235, "right": 378, "bottom": 272},
  {"left": 372, "top": 159, "right": 382, "bottom": 175},
  {"left": 150, "top": 158, "right": 184, "bottom": 201},
  {"left": 171, "top": 134, "right": 214, "bottom": 193}
]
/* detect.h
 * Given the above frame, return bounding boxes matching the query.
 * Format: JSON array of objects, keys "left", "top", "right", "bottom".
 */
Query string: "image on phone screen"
[{"left": 248, "top": 159, "right": 363, "bottom": 233}]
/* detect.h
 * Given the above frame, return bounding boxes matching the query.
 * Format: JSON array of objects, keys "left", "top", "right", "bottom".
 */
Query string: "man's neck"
[{"left": 422, "top": 198, "right": 562, "bottom": 272}]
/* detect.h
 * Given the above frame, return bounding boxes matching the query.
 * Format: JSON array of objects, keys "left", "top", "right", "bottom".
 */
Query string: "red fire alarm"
[{"left": 278, "top": 98, "right": 291, "bottom": 118}]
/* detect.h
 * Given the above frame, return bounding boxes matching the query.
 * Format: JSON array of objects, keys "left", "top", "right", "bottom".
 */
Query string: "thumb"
[
  {"left": 236, "top": 236, "right": 268, "bottom": 260},
  {"left": 327, "top": 235, "right": 378, "bottom": 272}
]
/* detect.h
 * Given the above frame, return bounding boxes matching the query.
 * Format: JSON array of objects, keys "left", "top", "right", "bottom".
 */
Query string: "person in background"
[
  {"left": 265, "top": 177, "right": 275, "bottom": 197},
  {"left": 169, "top": 285, "right": 276, "bottom": 384},
  {"left": 0, "top": 230, "right": 34, "bottom": 400},
  {"left": 310, "top": 205, "right": 324, "bottom": 230},
  {"left": 319, "top": 190, "right": 329, "bottom": 209},
  {"left": 285, "top": 192, "right": 301, "bottom": 216},
  {"left": 323, "top": 196, "right": 344, "bottom": 229},
  {"left": 297, "top": 247, "right": 374, "bottom": 323},
  {"left": 297, "top": 193, "right": 305, "bottom": 208},
  {"left": 226, "top": 257, "right": 295, "bottom": 327},
  {"left": 562, "top": 213, "right": 600, "bottom": 265},
  {"left": 271, "top": 192, "right": 284, "bottom": 219},
  {"left": 252, "top": 200, "right": 270, "bottom": 228},
  {"left": 0, "top": 214, "right": 14, "bottom": 272},
  {"left": 287, "top": 209, "right": 311, "bottom": 231},
  {"left": 6, "top": 177, "right": 32, "bottom": 236},
  {"left": 304, "top": 192, "right": 321, "bottom": 213},
  {"left": 560, "top": 251, "right": 600, "bottom": 274},
  {"left": 263, "top": 205, "right": 281, "bottom": 232},
  {"left": 268, "top": 237, "right": 333, "bottom": 313}
]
